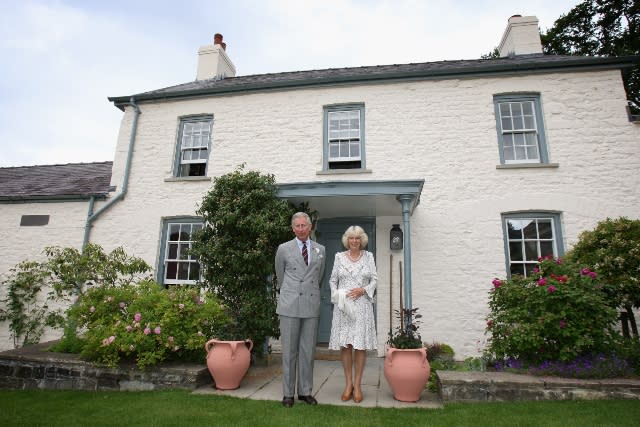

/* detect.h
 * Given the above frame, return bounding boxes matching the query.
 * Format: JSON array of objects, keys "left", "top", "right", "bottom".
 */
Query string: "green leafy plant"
[
  {"left": 67, "top": 280, "right": 230, "bottom": 368},
  {"left": 425, "top": 341, "right": 455, "bottom": 362},
  {"left": 0, "top": 261, "right": 65, "bottom": 348},
  {"left": 486, "top": 256, "right": 620, "bottom": 364},
  {"left": 387, "top": 307, "right": 423, "bottom": 349},
  {"left": 191, "top": 165, "right": 295, "bottom": 354},
  {"left": 567, "top": 217, "right": 640, "bottom": 339}
]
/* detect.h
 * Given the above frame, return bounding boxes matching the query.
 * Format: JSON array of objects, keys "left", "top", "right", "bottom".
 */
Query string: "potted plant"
[
  {"left": 204, "top": 314, "right": 253, "bottom": 390},
  {"left": 383, "top": 307, "right": 430, "bottom": 402}
]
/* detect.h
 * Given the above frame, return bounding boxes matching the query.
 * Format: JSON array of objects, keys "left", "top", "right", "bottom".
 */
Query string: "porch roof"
[{"left": 277, "top": 179, "right": 424, "bottom": 217}]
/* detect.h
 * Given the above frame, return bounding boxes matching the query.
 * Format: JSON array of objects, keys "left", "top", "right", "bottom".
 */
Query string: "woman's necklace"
[{"left": 346, "top": 250, "right": 363, "bottom": 262}]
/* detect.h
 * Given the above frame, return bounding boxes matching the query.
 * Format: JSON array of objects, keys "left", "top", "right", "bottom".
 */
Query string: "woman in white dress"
[{"left": 328, "top": 225, "right": 377, "bottom": 403}]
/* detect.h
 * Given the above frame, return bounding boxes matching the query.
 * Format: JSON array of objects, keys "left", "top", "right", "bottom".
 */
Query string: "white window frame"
[
  {"left": 494, "top": 94, "right": 549, "bottom": 165},
  {"left": 323, "top": 104, "right": 365, "bottom": 170},
  {"left": 501, "top": 212, "right": 565, "bottom": 278},
  {"left": 159, "top": 218, "right": 203, "bottom": 286},
  {"left": 175, "top": 116, "right": 213, "bottom": 177}
]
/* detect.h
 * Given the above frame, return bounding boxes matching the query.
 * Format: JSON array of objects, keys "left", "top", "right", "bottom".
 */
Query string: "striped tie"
[{"left": 302, "top": 241, "right": 308, "bottom": 265}]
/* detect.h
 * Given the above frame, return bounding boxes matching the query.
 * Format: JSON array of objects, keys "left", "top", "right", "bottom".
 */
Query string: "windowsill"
[
  {"left": 164, "top": 176, "right": 212, "bottom": 182},
  {"left": 496, "top": 163, "right": 559, "bottom": 169},
  {"left": 316, "top": 168, "right": 372, "bottom": 175}
]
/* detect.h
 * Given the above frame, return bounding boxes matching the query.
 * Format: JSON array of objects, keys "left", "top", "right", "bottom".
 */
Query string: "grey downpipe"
[{"left": 82, "top": 97, "right": 140, "bottom": 249}]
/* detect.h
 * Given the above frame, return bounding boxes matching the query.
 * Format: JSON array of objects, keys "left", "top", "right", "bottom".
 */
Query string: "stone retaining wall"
[
  {"left": 0, "top": 343, "right": 211, "bottom": 391},
  {"left": 437, "top": 371, "right": 640, "bottom": 402}
]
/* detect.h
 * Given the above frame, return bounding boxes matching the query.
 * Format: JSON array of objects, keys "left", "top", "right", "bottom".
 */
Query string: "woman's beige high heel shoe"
[
  {"left": 353, "top": 388, "right": 363, "bottom": 403},
  {"left": 341, "top": 386, "right": 353, "bottom": 401}
]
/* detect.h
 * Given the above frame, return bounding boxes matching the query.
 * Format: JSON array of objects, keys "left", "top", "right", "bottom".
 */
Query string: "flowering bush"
[
  {"left": 67, "top": 280, "right": 230, "bottom": 369},
  {"left": 486, "top": 256, "right": 620, "bottom": 364}
]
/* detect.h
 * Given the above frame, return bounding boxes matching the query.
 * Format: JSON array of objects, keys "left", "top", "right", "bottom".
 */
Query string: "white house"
[{"left": 2, "top": 16, "right": 639, "bottom": 357}]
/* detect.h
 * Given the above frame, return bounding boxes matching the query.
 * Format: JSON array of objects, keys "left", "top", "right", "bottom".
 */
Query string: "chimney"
[
  {"left": 497, "top": 15, "right": 543, "bottom": 57},
  {"left": 196, "top": 33, "right": 236, "bottom": 80}
]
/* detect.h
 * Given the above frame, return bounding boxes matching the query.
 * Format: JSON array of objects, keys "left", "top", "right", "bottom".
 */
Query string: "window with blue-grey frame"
[
  {"left": 323, "top": 104, "right": 365, "bottom": 170},
  {"left": 494, "top": 94, "right": 549, "bottom": 165},
  {"left": 501, "top": 212, "right": 564, "bottom": 278},
  {"left": 158, "top": 218, "right": 203, "bottom": 286},
  {"left": 174, "top": 115, "right": 213, "bottom": 177}
]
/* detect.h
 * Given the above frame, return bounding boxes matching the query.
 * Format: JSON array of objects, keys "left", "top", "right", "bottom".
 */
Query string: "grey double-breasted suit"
[{"left": 275, "top": 238, "right": 326, "bottom": 397}]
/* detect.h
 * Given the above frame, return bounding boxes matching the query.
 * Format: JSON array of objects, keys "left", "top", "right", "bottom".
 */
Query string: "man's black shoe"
[
  {"left": 282, "top": 396, "right": 294, "bottom": 407},
  {"left": 297, "top": 395, "right": 318, "bottom": 405}
]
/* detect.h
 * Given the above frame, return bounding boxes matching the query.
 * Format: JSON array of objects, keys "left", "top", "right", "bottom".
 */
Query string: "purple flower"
[
  {"left": 134, "top": 312, "right": 142, "bottom": 322},
  {"left": 143, "top": 327, "right": 151, "bottom": 335},
  {"left": 547, "top": 285, "right": 557, "bottom": 293},
  {"left": 559, "top": 320, "right": 566, "bottom": 329},
  {"left": 537, "top": 277, "right": 547, "bottom": 286},
  {"left": 154, "top": 326, "right": 161, "bottom": 335}
]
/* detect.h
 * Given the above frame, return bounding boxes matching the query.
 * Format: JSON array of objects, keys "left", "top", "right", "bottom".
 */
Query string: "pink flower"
[
  {"left": 125, "top": 325, "right": 133, "bottom": 332},
  {"left": 555, "top": 258, "right": 563, "bottom": 264},
  {"left": 154, "top": 326, "right": 161, "bottom": 335},
  {"left": 537, "top": 277, "right": 547, "bottom": 286},
  {"left": 589, "top": 271, "right": 597, "bottom": 279},
  {"left": 559, "top": 320, "right": 566, "bottom": 329},
  {"left": 134, "top": 313, "right": 142, "bottom": 322},
  {"left": 178, "top": 303, "right": 185, "bottom": 310},
  {"left": 119, "top": 302, "right": 126, "bottom": 309},
  {"left": 580, "top": 268, "right": 591, "bottom": 276},
  {"left": 492, "top": 278, "right": 502, "bottom": 289},
  {"left": 168, "top": 336, "right": 174, "bottom": 342},
  {"left": 547, "top": 285, "right": 557, "bottom": 293},
  {"left": 144, "top": 327, "right": 151, "bottom": 335},
  {"left": 108, "top": 335, "right": 115, "bottom": 344},
  {"left": 89, "top": 306, "right": 95, "bottom": 313}
]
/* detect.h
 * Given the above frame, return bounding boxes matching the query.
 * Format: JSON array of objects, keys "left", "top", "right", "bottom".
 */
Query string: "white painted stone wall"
[
  {"left": 4, "top": 67, "right": 639, "bottom": 358},
  {"left": 0, "top": 201, "right": 90, "bottom": 350}
]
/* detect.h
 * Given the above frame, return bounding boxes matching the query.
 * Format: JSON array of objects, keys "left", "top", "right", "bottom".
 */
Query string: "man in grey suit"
[{"left": 275, "top": 212, "right": 326, "bottom": 407}]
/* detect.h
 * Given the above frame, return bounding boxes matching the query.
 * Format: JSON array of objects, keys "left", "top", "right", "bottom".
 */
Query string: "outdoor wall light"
[{"left": 390, "top": 224, "right": 403, "bottom": 250}]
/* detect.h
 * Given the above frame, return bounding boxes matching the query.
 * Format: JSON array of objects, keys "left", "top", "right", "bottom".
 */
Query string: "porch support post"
[{"left": 397, "top": 194, "right": 414, "bottom": 313}]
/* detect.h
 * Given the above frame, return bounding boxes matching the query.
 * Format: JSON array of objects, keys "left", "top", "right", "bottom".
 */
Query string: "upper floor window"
[
  {"left": 501, "top": 212, "right": 564, "bottom": 278},
  {"left": 158, "top": 218, "right": 203, "bottom": 286},
  {"left": 175, "top": 116, "right": 213, "bottom": 177},
  {"left": 494, "top": 94, "right": 549, "bottom": 165},
  {"left": 323, "top": 104, "right": 365, "bottom": 170}
]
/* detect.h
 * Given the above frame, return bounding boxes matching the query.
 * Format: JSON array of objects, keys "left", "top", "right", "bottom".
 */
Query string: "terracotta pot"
[
  {"left": 383, "top": 346, "right": 430, "bottom": 402},
  {"left": 205, "top": 339, "right": 253, "bottom": 390}
]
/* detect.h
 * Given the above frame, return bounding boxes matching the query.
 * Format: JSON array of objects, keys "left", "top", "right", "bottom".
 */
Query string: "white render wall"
[
  {"left": 4, "top": 68, "right": 638, "bottom": 357},
  {"left": 0, "top": 201, "right": 90, "bottom": 350}
]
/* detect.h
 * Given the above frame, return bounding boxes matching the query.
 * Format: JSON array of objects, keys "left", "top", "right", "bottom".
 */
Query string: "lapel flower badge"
[{"left": 314, "top": 247, "right": 323, "bottom": 258}]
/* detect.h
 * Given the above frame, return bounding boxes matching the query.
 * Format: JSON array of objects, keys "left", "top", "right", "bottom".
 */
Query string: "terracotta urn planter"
[
  {"left": 205, "top": 339, "right": 253, "bottom": 390},
  {"left": 383, "top": 346, "right": 430, "bottom": 402}
]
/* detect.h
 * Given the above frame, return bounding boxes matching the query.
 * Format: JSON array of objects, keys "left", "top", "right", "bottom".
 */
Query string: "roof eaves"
[{"left": 108, "top": 55, "right": 640, "bottom": 107}]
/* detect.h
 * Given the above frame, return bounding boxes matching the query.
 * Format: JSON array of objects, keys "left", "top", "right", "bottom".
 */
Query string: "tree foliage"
[
  {"left": 540, "top": 0, "right": 640, "bottom": 113},
  {"left": 567, "top": 217, "right": 640, "bottom": 338},
  {"left": 191, "top": 166, "right": 295, "bottom": 354}
]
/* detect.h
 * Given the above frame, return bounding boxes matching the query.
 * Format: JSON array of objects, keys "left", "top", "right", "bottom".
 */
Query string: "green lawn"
[{"left": 2, "top": 390, "right": 639, "bottom": 426}]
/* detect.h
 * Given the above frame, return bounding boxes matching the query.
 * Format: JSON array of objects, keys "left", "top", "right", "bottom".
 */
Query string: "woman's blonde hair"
[{"left": 341, "top": 225, "right": 368, "bottom": 249}]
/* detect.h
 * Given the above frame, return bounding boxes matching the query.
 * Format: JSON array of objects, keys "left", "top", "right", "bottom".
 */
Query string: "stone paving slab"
[{"left": 194, "top": 357, "right": 443, "bottom": 408}]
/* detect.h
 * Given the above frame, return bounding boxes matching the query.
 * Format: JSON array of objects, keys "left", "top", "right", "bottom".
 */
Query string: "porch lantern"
[{"left": 390, "top": 224, "right": 403, "bottom": 250}]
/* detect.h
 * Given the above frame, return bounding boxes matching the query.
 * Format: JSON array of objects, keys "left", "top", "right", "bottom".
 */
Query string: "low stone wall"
[
  {"left": 0, "top": 342, "right": 211, "bottom": 391},
  {"left": 437, "top": 371, "right": 640, "bottom": 402}
]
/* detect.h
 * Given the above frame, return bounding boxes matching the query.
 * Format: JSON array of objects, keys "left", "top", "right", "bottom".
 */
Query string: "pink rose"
[
  {"left": 134, "top": 313, "right": 142, "bottom": 322},
  {"left": 154, "top": 326, "right": 161, "bottom": 335},
  {"left": 144, "top": 327, "right": 151, "bottom": 335}
]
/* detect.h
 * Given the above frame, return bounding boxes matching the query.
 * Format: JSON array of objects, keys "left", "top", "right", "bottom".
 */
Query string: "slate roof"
[
  {"left": 109, "top": 53, "right": 640, "bottom": 109},
  {"left": 0, "top": 162, "right": 114, "bottom": 201}
]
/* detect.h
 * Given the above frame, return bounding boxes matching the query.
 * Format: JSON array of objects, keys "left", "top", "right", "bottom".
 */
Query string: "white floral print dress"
[{"left": 328, "top": 251, "right": 378, "bottom": 350}]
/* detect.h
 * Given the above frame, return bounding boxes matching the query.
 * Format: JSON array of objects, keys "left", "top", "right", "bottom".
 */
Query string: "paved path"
[{"left": 194, "top": 357, "right": 442, "bottom": 408}]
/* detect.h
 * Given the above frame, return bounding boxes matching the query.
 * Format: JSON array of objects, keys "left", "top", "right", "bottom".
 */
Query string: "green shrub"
[
  {"left": 425, "top": 341, "right": 455, "bottom": 362},
  {"left": 486, "top": 256, "right": 620, "bottom": 364},
  {"left": 67, "top": 280, "right": 230, "bottom": 369}
]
